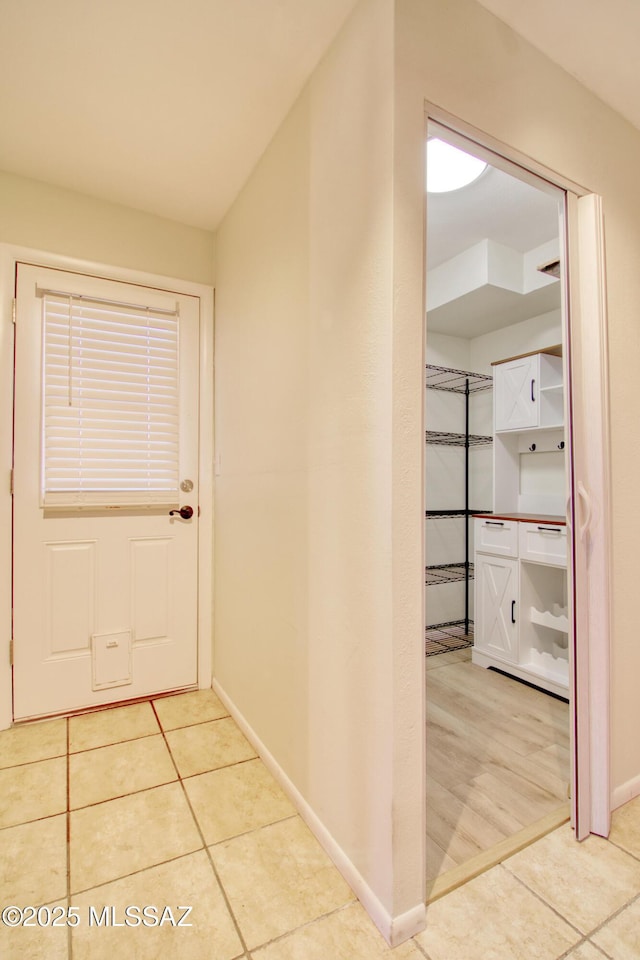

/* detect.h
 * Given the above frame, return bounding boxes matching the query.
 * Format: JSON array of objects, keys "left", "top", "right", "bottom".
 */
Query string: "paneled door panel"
[
  {"left": 494, "top": 355, "right": 538, "bottom": 431},
  {"left": 474, "top": 555, "right": 518, "bottom": 663},
  {"left": 12, "top": 264, "right": 200, "bottom": 719}
]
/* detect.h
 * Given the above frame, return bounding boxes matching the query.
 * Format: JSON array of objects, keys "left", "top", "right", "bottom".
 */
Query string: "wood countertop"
[
  {"left": 473, "top": 512, "right": 566, "bottom": 526},
  {"left": 490, "top": 344, "right": 562, "bottom": 366}
]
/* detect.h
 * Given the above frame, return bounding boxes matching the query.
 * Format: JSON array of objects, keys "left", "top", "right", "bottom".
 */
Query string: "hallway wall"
[
  {"left": 213, "top": 0, "right": 426, "bottom": 942},
  {"left": 0, "top": 169, "right": 215, "bottom": 284},
  {"left": 216, "top": 0, "right": 640, "bottom": 942}
]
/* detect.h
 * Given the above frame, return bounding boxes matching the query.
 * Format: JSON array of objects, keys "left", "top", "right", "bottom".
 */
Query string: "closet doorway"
[{"left": 424, "top": 122, "right": 573, "bottom": 897}]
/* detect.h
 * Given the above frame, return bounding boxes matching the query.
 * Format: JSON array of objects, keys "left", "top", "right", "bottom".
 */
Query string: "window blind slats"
[{"left": 42, "top": 293, "right": 180, "bottom": 507}]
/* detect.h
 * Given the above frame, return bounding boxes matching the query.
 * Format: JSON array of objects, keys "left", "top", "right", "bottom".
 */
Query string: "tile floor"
[{"left": 0, "top": 689, "right": 639, "bottom": 959}]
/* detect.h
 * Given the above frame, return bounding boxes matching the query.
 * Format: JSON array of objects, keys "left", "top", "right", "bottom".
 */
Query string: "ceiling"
[
  {"left": 427, "top": 157, "right": 561, "bottom": 337},
  {"left": 427, "top": 163, "right": 560, "bottom": 270},
  {"left": 0, "top": 0, "right": 358, "bottom": 231},
  {"left": 0, "top": 1, "right": 637, "bottom": 236},
  {"left": 427, "top": 276, "right": 560, "bottom": 338}
]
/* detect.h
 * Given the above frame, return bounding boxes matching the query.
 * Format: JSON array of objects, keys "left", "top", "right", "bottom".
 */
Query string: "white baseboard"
[
  {"left": 611, "top": 774, "right": 640, "bottom": 810},
  {"left": 211, "top": 679, "right": 426, "bottom": 947},
  {"left": 388, "top": 902, "right": 428, "bottom": 947}
]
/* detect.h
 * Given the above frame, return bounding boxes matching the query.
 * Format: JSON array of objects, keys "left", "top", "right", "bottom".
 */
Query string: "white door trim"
[
  {"left": 425, "top": 104, "right": 612, "bottom": 839},
  {"left": 0, "top": 244, "right": 214, "bottom": 731},
  {"left": 566, "top": 194, "right": 612, "bottom": 837}
]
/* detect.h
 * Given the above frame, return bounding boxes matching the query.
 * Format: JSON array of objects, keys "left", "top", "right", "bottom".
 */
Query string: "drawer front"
[
  {"left": 474, "top": 518, "right": 518, "bottom": 558},
  {"left": 519, "top": 522, "right": 567, "bottom": 566}
]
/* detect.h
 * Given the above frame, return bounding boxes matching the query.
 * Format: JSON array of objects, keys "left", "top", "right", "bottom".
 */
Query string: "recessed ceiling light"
[{"left": 427, "top": 138, "right": 488, "bottom": 193}]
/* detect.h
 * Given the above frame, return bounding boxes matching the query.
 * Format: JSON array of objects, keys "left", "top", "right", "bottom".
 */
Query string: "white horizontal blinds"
[{"left": 42, "top": 290, "right": 180, "bottom": 507}]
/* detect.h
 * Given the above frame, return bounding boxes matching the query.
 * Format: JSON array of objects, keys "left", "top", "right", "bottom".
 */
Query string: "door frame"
[
  {"left": 0, "top": 244, "right": 215, "bottom": 730},
  {"left": 424, "top": 105, "right": 612, "bottom": 839}
]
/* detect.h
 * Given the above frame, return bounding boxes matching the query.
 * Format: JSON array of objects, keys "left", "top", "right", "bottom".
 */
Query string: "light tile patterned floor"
[{"left": 1, "top": 689, "right": 640, "bottom": 959}]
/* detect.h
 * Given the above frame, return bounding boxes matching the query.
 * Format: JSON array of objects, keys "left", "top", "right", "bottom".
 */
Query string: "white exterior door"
[{"left": 13, "top": 264, "right": 200, "bottom": 720}]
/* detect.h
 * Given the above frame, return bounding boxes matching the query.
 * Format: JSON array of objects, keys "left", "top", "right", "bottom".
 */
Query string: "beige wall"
[
  {"left": 0, "top": 169, "right": 215, "bottom": 283},
  {"left": 214, "top": 0, "right": 426, "bottom": 935},
  {"left": 396, "top": 0, "right": 640, "bottom": 797},
  {"left": 215, "top": 0, "right": 640, "bottom": 938}
]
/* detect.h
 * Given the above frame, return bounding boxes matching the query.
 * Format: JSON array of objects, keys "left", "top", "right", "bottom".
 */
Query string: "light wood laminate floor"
[{"left": 426, "top": 648, "right": 570, "bottom": 888}]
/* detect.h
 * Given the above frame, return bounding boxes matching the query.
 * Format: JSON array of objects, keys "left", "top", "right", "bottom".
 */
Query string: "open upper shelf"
[
  {"left": 425, "top": 363, "right": 493, "bottom": 394},
  {"left": 426, "top": 430, "right": 492, "bottom": 446}
]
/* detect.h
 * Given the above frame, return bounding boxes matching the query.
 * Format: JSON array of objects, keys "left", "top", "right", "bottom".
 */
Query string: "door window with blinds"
[{"left": 41, "top": 288, "right": 181, "bottom": 507}]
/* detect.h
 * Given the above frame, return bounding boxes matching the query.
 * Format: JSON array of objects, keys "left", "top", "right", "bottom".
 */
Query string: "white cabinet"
[
  {"left": 519, "top": 522, "right": 567, "bottom": 566},
  {"left": 494, "top": 354, "right": 537, "bottom": 431},
  {"left": 475, "top": 517, "right": 518, "bottom": 557},
  {"left": 474, "top": 554, "right": 518, "bottom": 663},
  {"left": 494, "top": 352, "right": 564, "bottom": 433},
  {"left": 473, "top": 518, "right": 568, "bottom": 697},
  {"left": 473, "top": 344, "right": 569, "bottom": 696}
]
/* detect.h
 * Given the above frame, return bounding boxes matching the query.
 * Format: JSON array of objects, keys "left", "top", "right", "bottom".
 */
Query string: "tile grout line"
[
  {"left": 68, "top": 730, "right": 161, "bottom": 756},
  {"left": 181, "top": 753, "right": 260, "bottom": 782},
  {"left": 0, "top": 808, "right": 69, "bottom": 833},
  {"left": 158, "top": 713, "right": 233, "bottom": 734},
  {"left": 411, "top": 934, "right": 432, "bottom": 960},
  {"left": 567, "top": 889, "right": 640, "bottom": 951},
  {"left": 64, "top": 750, "right": 264, "bottom": 816},
  {"left": 499, "top": 859, "right": 640, "bottom": 945},
  {"left": 0, "top": 751, "right": 67, "bottom": 771},
  {"left": 149, "top": 699, "right": 253, "bottom": 960},
  {"left": 67, "top": 710, "right": 234, "bottom": 757},
  {"left": 554, "top": 937, "right": 590, "bottom": 959},
  {"left": 70, "top": 849, "right": 214, "bottom": 899},
  {"left": 207, "top": 813, "right": 299, "bottom": 849},
  {"left": 498, "top": 863, "right": 587, "bottom": 938},
  {"left": 584, "top": 937, "right": 615, "bottom": 960},
  {"left": 240, "top": 901, "right": 375, "bottom": 956},
  {"left": 0, "top": 754, "right": 286, "bottom": 836},
  {"left": 67, "top": 771, "right": 180, "bottom": 813},
  {"left": 607, "top": 834, "right": 640, "bottom": 864}
]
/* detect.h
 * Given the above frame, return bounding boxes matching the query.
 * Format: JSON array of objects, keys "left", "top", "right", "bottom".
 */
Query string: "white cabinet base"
[
  {"left": 471, "top": 648, "right": 569, "bottom": 700},
  {"left": 473, "top": 517, "right": 569, "bottom": 698}
]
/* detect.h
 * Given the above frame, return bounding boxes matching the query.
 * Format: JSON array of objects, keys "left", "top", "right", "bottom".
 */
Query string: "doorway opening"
[{"left": 424, "top": 122, "right": 573, "bottom": 898}]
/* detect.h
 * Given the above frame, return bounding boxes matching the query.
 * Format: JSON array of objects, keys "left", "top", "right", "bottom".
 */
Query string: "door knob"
[{"left": 169, "top": 505, "right": 194, "bottom": 520}]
